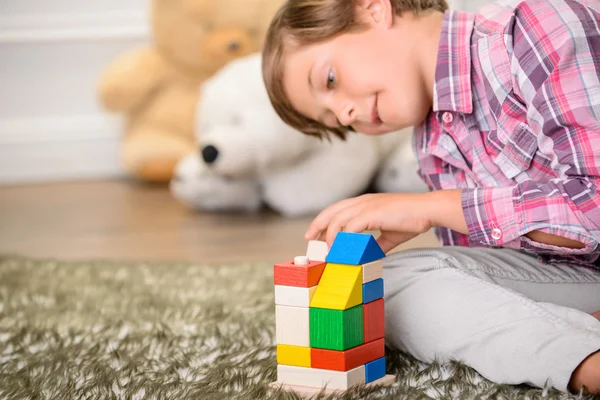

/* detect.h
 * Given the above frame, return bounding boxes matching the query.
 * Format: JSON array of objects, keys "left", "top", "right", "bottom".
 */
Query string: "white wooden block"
[
  {"left": 275, "top": 285, "right": 317, "bottom": 307},
  {"left": 363, "top": 259, "right": 384, "bottom": 283},
  {"left": 306, "top": 240, "right": 329, "bottom": 262},
  {"left": 275, "top": 305, "right": 310, "bottom": 346},
  {"left": 294, "top": 255, "right": 310, "bottom": 265},
  {"left": 276, "top": 364, "right": 366, "bottom": 390},
  {"left": 269, "top": 374, "right": 395, "bottom": 398}
]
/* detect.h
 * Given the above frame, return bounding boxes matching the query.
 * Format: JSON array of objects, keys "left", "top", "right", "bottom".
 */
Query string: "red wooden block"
[
  {"left": 311, "top": 338, "right": 384, "bottom": 371},
  {"left": 364, "top": 299, "right": 384, "bottom": 343},
  {"left": 274, "top": 260, "right": 326, "bottom": 287}
]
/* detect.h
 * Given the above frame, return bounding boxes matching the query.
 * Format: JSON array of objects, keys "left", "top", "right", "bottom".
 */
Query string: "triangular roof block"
[{"left": 325, "top": 232, "right": 386, "bottom": 265}]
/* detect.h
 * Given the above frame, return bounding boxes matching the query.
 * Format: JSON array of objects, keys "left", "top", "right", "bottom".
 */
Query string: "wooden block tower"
[{"left": 270, "top": 232, "right": 394, "bottom": 396}]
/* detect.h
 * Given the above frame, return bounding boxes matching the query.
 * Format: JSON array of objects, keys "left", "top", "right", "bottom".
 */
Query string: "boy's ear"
[{"left": 354, "top": 0, "right": 393, "bottom": 29}]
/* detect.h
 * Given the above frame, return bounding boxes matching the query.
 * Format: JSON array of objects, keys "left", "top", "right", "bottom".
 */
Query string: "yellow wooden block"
[
  {"left": 310, "top": 263, "right": 362, "bottom": 310},
  {"left": 277, "top": 344, "right": 311, "bottom": 367}
]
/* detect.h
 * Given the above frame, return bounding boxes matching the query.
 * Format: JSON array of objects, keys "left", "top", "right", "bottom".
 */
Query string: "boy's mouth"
[{"left": 372, "top": 95, "right": 382, "bottom": 125}]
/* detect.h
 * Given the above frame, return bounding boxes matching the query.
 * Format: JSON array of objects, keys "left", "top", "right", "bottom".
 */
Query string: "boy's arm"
[
  {"left": 427, "top": 190, "right": 585, "bottom": 249},
  {"left": 454, "top": 2, "right": 600, "bottom": 254}
]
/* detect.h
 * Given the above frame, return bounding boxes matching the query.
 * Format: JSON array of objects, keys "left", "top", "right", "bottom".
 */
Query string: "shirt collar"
[{"left": 432, "top": 9, "right": 475, "bottom": 114}]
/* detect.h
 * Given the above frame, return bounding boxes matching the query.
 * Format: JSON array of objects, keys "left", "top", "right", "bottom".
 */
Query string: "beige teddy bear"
[{"left": 98, "top": 0, "right": 283, "bottom": 182}]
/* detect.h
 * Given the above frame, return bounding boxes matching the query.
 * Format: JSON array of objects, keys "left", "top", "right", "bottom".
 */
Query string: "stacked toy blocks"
[{"left": 271, "top": 232, "right": 394, "bottom": 397}]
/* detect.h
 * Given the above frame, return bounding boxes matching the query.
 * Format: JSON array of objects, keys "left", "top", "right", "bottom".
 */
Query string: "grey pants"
[{"left": 383, "top": 246, "right": 600, "bottom": 392}]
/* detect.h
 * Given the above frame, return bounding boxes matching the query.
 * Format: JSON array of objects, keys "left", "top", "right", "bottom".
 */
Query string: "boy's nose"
[{"left": 337, "top": 104, "right": 356, "bottom": 127}]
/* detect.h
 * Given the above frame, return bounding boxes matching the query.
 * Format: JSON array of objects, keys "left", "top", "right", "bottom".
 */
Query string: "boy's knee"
[
  {"left": 382, "top": 248, "right": 466, "bottom": 281},
  {"left": 382, "top": 247, "right": 506, "bottom": 361},
  {"left": 382, "top": 248, "right": 471, "bottom": 360}
]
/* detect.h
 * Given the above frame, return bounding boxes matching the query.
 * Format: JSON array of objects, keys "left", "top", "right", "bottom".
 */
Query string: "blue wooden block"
[
  {"left": 363, "top": 279, "right": 383, "bottom": 304},
  {"left": 365, "top": 356, "right": 386, "bottom": 383},
  {"left": 326, "top": 232, "right": 386, "bottom": 265}
]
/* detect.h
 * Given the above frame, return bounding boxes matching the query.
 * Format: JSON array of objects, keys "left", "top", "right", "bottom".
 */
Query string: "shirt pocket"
[{"left": 493, "top": 121, "right": 538, "bottom": 180}]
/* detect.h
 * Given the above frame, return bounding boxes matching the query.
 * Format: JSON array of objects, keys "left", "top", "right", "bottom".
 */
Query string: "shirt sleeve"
[{"left": 462, "top": 1, "right": 600, "bottom": 254}]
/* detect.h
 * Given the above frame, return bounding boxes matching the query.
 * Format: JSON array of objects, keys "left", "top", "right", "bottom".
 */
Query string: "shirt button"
[
  {"left": 491, "top": 228, "right": 502, "bottom": 240},
  {"left": 442, "top": 111, "right": 454, "bottom": 126}
]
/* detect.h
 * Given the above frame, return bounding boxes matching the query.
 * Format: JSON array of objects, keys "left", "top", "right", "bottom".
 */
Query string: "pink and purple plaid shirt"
[{"left": 415, "top": 0, "right": 600, "bottom": 265}]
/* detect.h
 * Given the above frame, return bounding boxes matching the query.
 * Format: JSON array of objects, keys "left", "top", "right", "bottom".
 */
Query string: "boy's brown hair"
[{"left": 262, "top": 0, "right": 448, "bottom": 140}]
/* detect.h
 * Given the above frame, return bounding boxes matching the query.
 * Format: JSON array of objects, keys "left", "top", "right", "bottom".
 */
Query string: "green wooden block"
[{"left": 309, "top": 305, "right": 364, "bottom": 351}]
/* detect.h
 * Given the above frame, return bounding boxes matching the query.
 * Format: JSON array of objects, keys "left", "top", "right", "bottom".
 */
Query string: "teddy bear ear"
[
  {"left": 254, "top": 0, "right": 287, "bottom": 42},
  {"left": 180, "top": 0, "right": 213, "bottom": 20}
]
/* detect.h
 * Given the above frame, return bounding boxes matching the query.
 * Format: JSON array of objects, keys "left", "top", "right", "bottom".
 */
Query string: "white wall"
[
  {"left": 449, "top": 0, "right": 493, "bottom": 12},
  {"left": 0, "top": 0, "right": 149, "bottom": 184}
]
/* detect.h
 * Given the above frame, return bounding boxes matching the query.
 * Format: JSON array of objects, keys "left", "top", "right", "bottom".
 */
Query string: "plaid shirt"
[{"left": 415, "top": 0, "right": 600, "bottom": 265}]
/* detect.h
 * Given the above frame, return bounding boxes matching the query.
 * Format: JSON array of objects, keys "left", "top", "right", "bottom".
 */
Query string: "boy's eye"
[{"left": 326, "top": 70, "right": 336, "bottom": 89}]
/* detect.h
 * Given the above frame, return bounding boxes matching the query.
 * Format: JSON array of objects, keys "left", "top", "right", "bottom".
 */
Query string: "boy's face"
[{"left": 282, "top": 4, "right": 435, "bottom": 135}]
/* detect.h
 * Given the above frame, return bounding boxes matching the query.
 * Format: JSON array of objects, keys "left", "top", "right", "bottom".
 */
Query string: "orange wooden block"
[
  {"left": 311, "top": 338, "right": 385, "bottom": 371},
  {"left": 274, "top": 260, "right": 326, "bottom": 287},
  {"left": 364, "top": 299, "right": 385, "bottom": 343}
]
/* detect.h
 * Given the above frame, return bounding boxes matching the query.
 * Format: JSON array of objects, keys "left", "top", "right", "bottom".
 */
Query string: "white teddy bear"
[
  {"left": 170, "top": 53, "right": 423, "bottom": 217},
  {"left": 374, "top": 133, "right": 429, "bottom": 194}
]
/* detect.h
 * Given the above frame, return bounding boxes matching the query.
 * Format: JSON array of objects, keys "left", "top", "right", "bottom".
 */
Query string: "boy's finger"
[
  {"left": 305, "top": 197, "right": 363, "bottom": 239},
  {"left": 376, "top": 239, "right": 394, "bottom": 254},
  {"left": 304, "top": 229, "right": 322, "bottom": 241},
  {"left": 376, "top": 237, "right": 396, "bottom": 254},
  {"left": 343, "top": 218, "right": 369, "bottom": 236},
  {"left": 376, "top": 232, "right": 416, "bottom": 254},
  {"left": 325, "top": 207, "right": 362, "bottom": 247}
]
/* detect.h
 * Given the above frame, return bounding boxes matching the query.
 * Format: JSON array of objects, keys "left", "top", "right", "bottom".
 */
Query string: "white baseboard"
[
  {"left": 0, "top": 11, "right": 149, "bottom": 43},
  {"left": 0, "top": 115, "right": 125, "bottom": 184}
]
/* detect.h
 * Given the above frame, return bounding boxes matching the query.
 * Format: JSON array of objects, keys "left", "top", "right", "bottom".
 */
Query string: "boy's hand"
[{"left": 304, "top": 193, "right": 436, "bottom": 253}]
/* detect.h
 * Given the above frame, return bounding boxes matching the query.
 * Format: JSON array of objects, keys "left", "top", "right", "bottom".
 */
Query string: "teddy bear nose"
[
  {"left": 201, "top": 145, "right": 219, "bottom": 164},
  {"left": 228, "top": 41, "right": 240, "bottom": 53}
]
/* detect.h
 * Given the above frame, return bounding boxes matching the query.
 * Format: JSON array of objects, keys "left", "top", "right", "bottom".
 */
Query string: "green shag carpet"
[{"left": 0, "top": 255, "right": 596, "bottom": 400}]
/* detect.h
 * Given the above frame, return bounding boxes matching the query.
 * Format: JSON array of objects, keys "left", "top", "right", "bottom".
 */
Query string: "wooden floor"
[{"left": 0, "top": 180, "right": 438, "bottom": 264}]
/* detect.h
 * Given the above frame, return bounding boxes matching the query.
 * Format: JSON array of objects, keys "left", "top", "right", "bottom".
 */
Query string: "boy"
[{"left": 262, "top": 0, "right": 600, "bottom": 394}]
